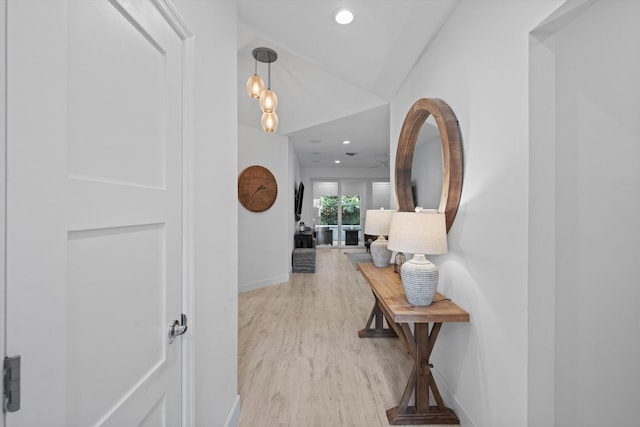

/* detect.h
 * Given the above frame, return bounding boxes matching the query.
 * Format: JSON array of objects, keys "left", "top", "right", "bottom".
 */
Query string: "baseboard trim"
[
  {"left": 223, "top": 394, "right": 241, "bottom": 427},
  {"left": 432, "top": 368, "right": 476, "bottom": 427},
  {"left": 238, "top": 274, "right": 290, "bottom": 293}
]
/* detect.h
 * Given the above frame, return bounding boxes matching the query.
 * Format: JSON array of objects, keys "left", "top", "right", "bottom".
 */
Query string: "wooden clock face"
[{"left": 238, "top": 165, "right": 278, "bottom": 212}]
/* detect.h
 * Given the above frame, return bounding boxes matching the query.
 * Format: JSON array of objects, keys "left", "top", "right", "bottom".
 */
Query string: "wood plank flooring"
[{"left": 238, "top": 248, "right": 452, "bottom": 427}]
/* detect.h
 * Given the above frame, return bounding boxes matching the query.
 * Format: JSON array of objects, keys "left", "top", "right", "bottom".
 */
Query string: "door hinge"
[{"left": 3, "top": 356, "right": 21, "bottom": 413}]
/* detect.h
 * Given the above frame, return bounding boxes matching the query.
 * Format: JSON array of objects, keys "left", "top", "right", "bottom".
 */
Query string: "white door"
[{"left": 6, "top": 1, "right": 186, "bottom": 425}]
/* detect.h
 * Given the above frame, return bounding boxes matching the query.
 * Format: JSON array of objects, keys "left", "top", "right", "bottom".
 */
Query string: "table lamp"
[
  {"left": 387, "top": 211, "right": 448, "bottom": 306},
  {"left": 364, "top": 209, "right": 395, "bottom": 267}
]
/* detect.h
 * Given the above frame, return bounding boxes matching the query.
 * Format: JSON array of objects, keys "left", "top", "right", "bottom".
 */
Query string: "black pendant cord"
[{"left": 267, "top": 62, "right": 271, "bottom": 90}]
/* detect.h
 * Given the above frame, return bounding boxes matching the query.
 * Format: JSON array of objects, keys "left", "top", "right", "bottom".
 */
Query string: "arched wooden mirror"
[{"left": 395, "top": 98, "right": 463, "bottom": 232}]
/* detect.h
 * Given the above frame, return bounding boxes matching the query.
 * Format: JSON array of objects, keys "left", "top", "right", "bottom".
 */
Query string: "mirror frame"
[{"left": 395, "top": 98, "right": 463, "bottom": 232}]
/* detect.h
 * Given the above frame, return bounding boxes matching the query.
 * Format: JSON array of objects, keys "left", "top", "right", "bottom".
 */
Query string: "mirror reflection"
[{"left": 411, "top": 118, "right": 443, "bottom": 210}]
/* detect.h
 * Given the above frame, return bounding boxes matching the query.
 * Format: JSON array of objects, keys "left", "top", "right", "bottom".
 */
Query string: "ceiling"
[{"left": 237, "top": 0, "right": 457, "bottom": 169}]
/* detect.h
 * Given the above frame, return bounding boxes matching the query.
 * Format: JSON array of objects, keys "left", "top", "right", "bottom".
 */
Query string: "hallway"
[{"left": 238, "top": 248, "right": 447, "bottom": 427}]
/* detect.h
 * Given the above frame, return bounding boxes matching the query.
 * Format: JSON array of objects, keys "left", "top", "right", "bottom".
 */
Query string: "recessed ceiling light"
[
  {"left": 334, "top": 160, "right": 341, "bottom": 164},
  {"left": 334, "top": 8, "right": 354, "bottom": 25},
  {"left": 342, "top": 140, "right": 351, "bottom": 144}
]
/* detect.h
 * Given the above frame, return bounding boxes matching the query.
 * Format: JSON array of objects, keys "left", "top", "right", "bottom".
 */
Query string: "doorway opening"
[{"left": 311, "top": 179, "right": 389, "bottom": 248}]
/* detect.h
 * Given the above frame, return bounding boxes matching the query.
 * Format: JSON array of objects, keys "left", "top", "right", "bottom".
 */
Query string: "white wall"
[
  {"left": 371, "top": 182, "right": 391, "bottom": 210},
  {"left": 238, "top": 125, "right": 292, "bottom": 292},
  {"left": 390, "top": 1, "right": 562, "bottom": 426},
  {"left": 301, "top": 166, "right": 390, "bottom": 181},
  {"left": 530, "top": 1, "right": 640, "bottom": 426},
  {"left": 0, "top": 2, "right": 6, "bottom": 425},
  {"left": 289, "top": 139, "right": 302, "bottom": 271},
  {"left": 173, "top": 1, "right": 240, "bottom": 425}
]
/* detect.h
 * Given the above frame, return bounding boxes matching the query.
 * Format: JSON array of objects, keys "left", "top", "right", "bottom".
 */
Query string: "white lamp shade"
[
  {"left": 387, "top": 211, "right": 447, "bottom": 255},
  {"left": 364, "top": 209, "right": 395, "bottom": 235}
]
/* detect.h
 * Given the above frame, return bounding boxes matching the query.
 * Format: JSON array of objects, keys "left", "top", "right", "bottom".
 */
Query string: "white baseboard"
[
  {"left": 238, "top": 274, "right": 290, "bottom": 293},
  {"left": 223, "top": 395, "right": 241, "bottom": 427},
  {"left": 433, "top": 368, "right": 476, "bottom": 426}
]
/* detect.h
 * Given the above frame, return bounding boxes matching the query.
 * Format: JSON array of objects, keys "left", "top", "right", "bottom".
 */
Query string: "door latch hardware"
[
  {"left": 3, "top": 356, "right": 21, "bottom": 413},
  {"left": 168, "top": 314, "right": 188, "bottom": 343}
]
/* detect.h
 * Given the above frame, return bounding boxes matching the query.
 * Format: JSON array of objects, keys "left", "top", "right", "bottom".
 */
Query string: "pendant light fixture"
[
  {"left": 248, "top": 47, "right": 279, "bottom": 133},
  {"left": 259, "top": 60, "right": 278, "bottom": 113},
  {"left": 246, "top": 55, "right": 264, "bottom": 99},
  {"left": 261, "top": 111, "right": 279, "bottom": 133}
]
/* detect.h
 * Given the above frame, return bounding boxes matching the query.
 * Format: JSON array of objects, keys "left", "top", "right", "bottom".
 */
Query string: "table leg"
[
  {"left": 358, "top": 296, "right": 398, "bottom": 338},
  {"left": 386, "top": 322, "right": 460, "bottom": 425}
]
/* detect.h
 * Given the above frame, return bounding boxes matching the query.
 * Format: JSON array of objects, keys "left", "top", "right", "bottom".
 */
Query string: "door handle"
[{"left": 168, "top": 314, "right": 188, "bottom": 343}]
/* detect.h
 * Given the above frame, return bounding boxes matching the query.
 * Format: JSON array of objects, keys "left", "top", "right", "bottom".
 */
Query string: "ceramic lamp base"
[
  {"left": 400, "top": 254, "right": 439, "bottom": 306},
  {"left": 370, "top": 236, "right": 392, "bottom": 267}
]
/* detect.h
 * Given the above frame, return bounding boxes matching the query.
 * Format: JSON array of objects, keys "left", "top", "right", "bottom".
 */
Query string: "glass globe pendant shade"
[
  {"left": 259, "top": 89, "right": 278, "bottom": 113},
  {"left": 246, "top": 74, "right": 264, "bottom": 99},
  {"left": 261, "top": 111, "right": 279, "bottom": 133}
]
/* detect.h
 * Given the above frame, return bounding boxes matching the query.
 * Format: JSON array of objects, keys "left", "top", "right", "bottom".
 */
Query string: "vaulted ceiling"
[{"left": 237, "top": 0, "right": 457, "bottom": 168}]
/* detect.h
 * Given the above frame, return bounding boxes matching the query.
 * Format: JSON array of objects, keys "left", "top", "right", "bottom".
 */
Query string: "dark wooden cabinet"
[
  {"left": 316, "top": 228, "right": 333, "bottom": 246},
  {"left": 345, "top": 229, "right": 359, "bottom": 245},
  {"left": 294, "top": 231, "right": 314, "bottom": 248},
  {"left": 293, "top": 231, "right": 316, "bottom": 272}
]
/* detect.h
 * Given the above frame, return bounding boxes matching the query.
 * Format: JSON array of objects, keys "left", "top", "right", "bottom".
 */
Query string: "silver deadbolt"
[{"left": 168, "top": 314, "right": 188, "bottom": 343}]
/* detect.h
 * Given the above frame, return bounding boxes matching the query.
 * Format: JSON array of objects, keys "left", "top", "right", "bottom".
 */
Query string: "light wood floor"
[{"left": 238, "top": 248, "right": 451, "bottom": 427}]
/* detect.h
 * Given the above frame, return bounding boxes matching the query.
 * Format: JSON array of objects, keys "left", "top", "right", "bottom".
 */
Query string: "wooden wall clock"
[{"left": 238, "top": 165, "right": 278, "bottom": 212}]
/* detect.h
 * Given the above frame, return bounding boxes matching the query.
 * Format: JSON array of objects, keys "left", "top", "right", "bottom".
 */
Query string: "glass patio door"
[
  {"left": 313, "top": 181, "right": 338, "bottom": 247},
  {"left": 340, "top": 181, "right": 365, "bottom": 247},
  {"left": 312, "top": 180, "right": 367, "bottom": 248}
]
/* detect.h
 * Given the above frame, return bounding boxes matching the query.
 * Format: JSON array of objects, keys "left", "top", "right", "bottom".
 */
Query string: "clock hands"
[{"left": 247, "top": 184, "right": 267, "bottom": 202}]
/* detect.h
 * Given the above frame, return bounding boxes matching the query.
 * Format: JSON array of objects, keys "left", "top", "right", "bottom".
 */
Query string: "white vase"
[
  {"left": 400, "top": 254, "right": 438, "bottom": 306},
  {"left": 370, "top": 236, "right": 392, "bottom": 267}
]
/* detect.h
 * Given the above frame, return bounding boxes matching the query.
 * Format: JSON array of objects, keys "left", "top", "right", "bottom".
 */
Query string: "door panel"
[
  {"left": 66, "top": 225, "right": 167, "bottom": 425},
  {"left": 6, "top": 1, "right": 184, "bottom": 425},
  {"left": 68, "top": 0, "right": 170, "bottom": 188}
]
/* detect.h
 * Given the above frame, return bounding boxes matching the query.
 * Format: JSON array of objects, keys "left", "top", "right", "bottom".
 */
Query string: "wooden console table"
[{"left": 358, "top": 263, "right": 469, "bottom": 425}]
